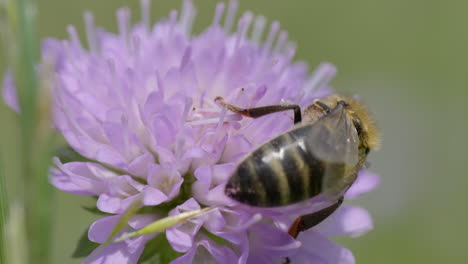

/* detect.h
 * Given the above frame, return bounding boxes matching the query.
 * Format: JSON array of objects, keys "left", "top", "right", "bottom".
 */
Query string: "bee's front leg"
[{"left": 215, "top": 96, "right": 302, "bottom": 124}]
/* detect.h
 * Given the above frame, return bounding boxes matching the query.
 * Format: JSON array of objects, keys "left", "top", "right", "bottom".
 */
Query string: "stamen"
[
  {"left": 120, "top": 115, "right": 131, "bottom": 160},
  {"left": 107, "top": 58, "right": 125, "bottom": 107},
  {"left": 237, "top": 87, "right": 248, "bottom": 106},
  {"left": 273, "top": 31, "right": 288, "bottom": 54},
  {"left": 286, "top": 42, "right": 296, "bottom": 59},
  {"left": 235, "top": 11, "right": 254, "bottom": 50},
  {"left": 215, "top": 107, "right": 228, "bottom": 136},
  {"left": 304, "top": 62, "right": 337, "bottom": 95},
  {"left": 211, "top": 2, "right": 225, "bottom": 26},
  {"left": 180, "top": 0, "right": 197, "bottom": 35},
  {"left": 252, "top": 15, "right": 266, "bottom": 44},
  {"left": 130, "top": 33, "right": 141, "bottom": 58},
  {"left": 61, "top": 41, "right": 79, "bottom": 72},
  {"left": 67, "top": 25, "right": 82, "bottom": 50},
  {"left": 181, "top": 97, "right": 193, "bottom": 128},
  {"left": 179, "top": 47, "right": 192, "bottom": 71},
  {"left": 275, "top": 43, "right": 296, "bottom": 76},
  {"left": 187, "top": 114, "right": 241, "bottom": 126},
  {"left": 263, "top": 21, "right": 280, "bottom": 57},
  {"left": 193, "top": 108, "right": 221, "bottom": 113},
  {"left": 223, "top": 0, "right": 239, "bottom": 33},
  {"left": 117, "top": 8, "right": 131, "bottom": 46},
  {"left": 203, "top": 97, "right": 220, "bottom": 109},
  {"left": 155, "top": 71, "right": 164, "bottom": 97},
  {"left": 140, "top": 0, "right": 151, "bottom": 32},
  {"left": 175, "top": 135, "right": 186, "bottom": 160},
  {"left": 251, "top": 54, "right": 280, "bottom": 83},
  {"left": 56, "top": 91, "right": 90, "bottom": 139},
  {"left": 199, "top": 90, "right": 207, "bottom": 108},
  {"left": 169, "top": 10, "right": 178, "bottom": 35},
  {"left": 84, "top": 12, "right": 97, "bottom": 52},
  {"left": 175, "top": 98, "right": 193, "bottom": 159},
  {"left": 170, "top": 10, "right": 178, "bottom": 24},
  {"left": 265, "top": 241, "right": 302, "bottom": 251}
]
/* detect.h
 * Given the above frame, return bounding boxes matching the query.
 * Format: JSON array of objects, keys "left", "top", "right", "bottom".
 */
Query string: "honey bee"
[{"left": 216, "top": 94, "right": 379, "bottom": 238}]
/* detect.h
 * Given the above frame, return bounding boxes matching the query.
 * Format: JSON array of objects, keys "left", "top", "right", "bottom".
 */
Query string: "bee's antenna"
[
  {"left": 315, "top": 101, "right": 332, "bottom": 113},
  {"left": 338, "top": 100, "right": 349, "bottom": 107}
]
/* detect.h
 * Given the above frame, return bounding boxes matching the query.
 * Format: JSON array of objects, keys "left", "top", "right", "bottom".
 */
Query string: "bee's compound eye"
[{"left": 352, "top": 116, "right": 364, "bottom": 136}]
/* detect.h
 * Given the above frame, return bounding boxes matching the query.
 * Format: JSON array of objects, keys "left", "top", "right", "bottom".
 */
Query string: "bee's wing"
[{"left": 304, "top": 105, "right": 360, "bottom": 198}]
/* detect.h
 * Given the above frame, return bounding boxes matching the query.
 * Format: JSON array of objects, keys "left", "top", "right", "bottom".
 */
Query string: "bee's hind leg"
[
  {"left": 284, "top": 197, "right": 344, "bottom": 264},
  {"left": 288, "top": 197, "right": 344, "bottom": 239},
  {"left": 215, "top": 96, "right": 302, "bottom": 124}
]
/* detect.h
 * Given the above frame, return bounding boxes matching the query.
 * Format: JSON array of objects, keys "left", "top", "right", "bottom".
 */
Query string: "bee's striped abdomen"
[{"left": 225, "top": 125, "right": 326, "bottom": 207}]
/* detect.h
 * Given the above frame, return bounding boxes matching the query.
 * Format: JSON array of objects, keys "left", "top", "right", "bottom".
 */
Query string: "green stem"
[
  {"left": 14, "top": 0, "right": 54, "bottom": 263},
  {"left": 35, "top": 135, "right": 56, "bottom": 264},
  {"left": 0, "top": 155, "right": 8, "bottom": 264}
]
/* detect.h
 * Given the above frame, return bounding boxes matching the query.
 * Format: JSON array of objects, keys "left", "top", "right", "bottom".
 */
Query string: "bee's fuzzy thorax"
[{"left": 317, "top": 95, "right": 381, "bottom": 151}]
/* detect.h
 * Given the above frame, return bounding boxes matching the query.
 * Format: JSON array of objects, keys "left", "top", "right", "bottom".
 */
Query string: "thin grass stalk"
[
  {"left": 34, "top": 134, "right": 56, "bottom": 264},
  {"left": 6, "top": 203, "right": 28, "bottom": 264},
  {"left": 14, "top": 0, "right": 54, "bottom": 263},
  {"left": 0, "top": 155, "right": 8, "bottom": 264}
]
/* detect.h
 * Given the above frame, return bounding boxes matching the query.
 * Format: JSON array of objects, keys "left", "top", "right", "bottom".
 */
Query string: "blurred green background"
[{"left": 1, "top": 0, "right": 467, "bottom": 263}]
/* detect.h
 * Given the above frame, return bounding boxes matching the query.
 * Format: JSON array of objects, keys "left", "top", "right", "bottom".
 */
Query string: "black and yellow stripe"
[{"left": 225, "top": 125, "right": 328, "bottom": 207}]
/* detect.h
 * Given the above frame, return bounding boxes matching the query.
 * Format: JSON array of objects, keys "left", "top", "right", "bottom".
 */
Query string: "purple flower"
[{"left": 3, "top": 0, "right": 380, "bottom": 263}]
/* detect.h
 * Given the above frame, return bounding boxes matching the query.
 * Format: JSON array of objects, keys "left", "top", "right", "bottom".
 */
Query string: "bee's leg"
[
  {"left": 284, "top": 197, "right": 344, "bottom": 264},
  {"left": 288, "top": 197, "right": 344, "bottom": 239},
  {"left": 215, "top": 96, "right": 302, "bottom": 124}
]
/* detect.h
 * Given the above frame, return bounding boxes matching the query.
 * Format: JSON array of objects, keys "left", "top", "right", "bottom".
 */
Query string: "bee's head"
[{"left": 310, "top": 95, "right": 381, "bottom": 152}]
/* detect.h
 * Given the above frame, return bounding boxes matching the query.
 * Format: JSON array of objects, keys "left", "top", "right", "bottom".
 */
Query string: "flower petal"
[
  {"left": 142, "top": 186, "right": 168, "bottom": 206},
  {"left": 97, "top": 193, "right": 122, "bottom": 213},
  {"left": 127, "top": 152, "right": 154, "bottom": 179},
  {"left": 166, "top": 226, "right": 195, "bottom": 252},
  {"left": 291, "top": 231, "right": 355, "bottom": 264},
  {"left": 84, "top": 242, "right": 145, "bottom": 264},
  {"left": 166, "top": 199, "right": 204, "bottom": 252},
  {"left": 49, "top": 160, "right": 107, "bottom": 195},
  {"left": 345, "top": 170, "right": 380, "bottom": 199},
  {"left": 315, "top": 205, "right": 373, "bottom": 238},
  {"left": 170, "top": 238, "right": 238, "bottom": 264},
  {"left": 2, "top": 71, "right": 19, "bottom": 112},
  {"left": 88, "top": 215, "right": 121, "bottom": 243},
  {"left": 248, "top": 224, "right": 301, "bottom": 262}
]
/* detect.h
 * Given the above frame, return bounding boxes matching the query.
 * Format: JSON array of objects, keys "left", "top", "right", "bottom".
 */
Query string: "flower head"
[{"left": 3, "top": 0, "right": 379, "bottom": 263}]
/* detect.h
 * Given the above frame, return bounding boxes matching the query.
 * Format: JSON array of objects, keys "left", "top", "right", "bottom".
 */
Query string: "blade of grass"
[
  {"left": 34, "top": 134, "right": 57, "bottom": 264},
  {"left": 5, "top": 202, "right": 28, "bottom": 264},
  {"left": 1, "top": 0, "right": 51, "bottom": 263},
  {"left": 0, "top": 154, "right": 8, "bottom": 264},
  {"left": 113, "top": 207, "right": 213, "bottom": 242},
  {"left": 15, "top": 0, "right": 38, "bottom": 182},
  {"left": 15, "top": 0, "right": 38, "bottom": 187},
  {"left": 90, "top": 206, "right": 213, "bottom": 263},
  {"left": 86, "top": 197, "right": 143, "bottom": 263},
  {"left": 12, "top": 0, "right": 55, "bottom": 263},
  {"left": 14, "top": 0, "right": 41, "bottom": 260}
]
